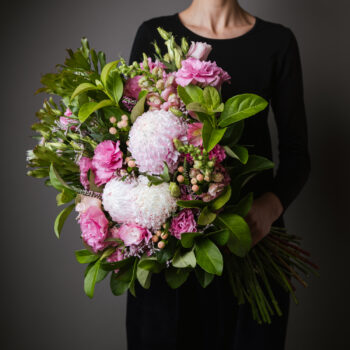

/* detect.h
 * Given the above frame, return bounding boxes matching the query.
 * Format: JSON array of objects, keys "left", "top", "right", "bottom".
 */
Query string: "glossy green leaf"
[
  {"left": 186, "top": 102, "right": 208, "bottom": 113},
  {"left": 216, "top": 213, "right": 251, "bottom": 257},
  {"left": 176, "top": 200, "right": 206, "bottom": 209},
  {"left": 225, "top": 192, "right": 254, "bottom": 217},
  {"left": 205, "top": 229, "right": 230, "bottom": 246},
  {"left": 165, "top": 267, "right": 190, "bottom": 289},
  {"left": 210, "top": 185, "right": 232, "bottom": 211},
  {"left": 138, "top": 257, "right": 163, "bottom": 273},
  {"left": 56, "top": 188, "right": 75, "bottom": 206},
  {"left": 70, "top": 82, "right": 98, "bottom": 101},
  {"left": 49, "top": 163, "right": 69, "bottom": 191},
  {"left": 107, "top": 70, "right": 123, "bottom": 103},
  {"left": 84, "top": 259, "right": 101, "bottom": 298},
  {"left": 136, "top": 266, "right": 152, "bottom": 289},
  {"left": 54, "top": 203, "right": 74, "bottom": 238},
  {"left": 195, "top": 238, "right": 223, "bottom": 276},
  {"left": 202, "top": 120, "right": 227, "bottom": 152},
  {"left": 224, "top": 145, "right": 249, "bottom": 164},
  {"left": 181, "top": 232, "right": 203, "bottom": 248},
  {"left": 194, "top": 267, "right": 215, "bottom": 288},
  {"left": 197, "top": 206, "right": 217, "bottom": 226},
  {"left": 177, "top": 84, "right": 203, "bottom": 105},
  {"left": 100, "top": 60, "right": 119, "bottom": 86},
  {"left": 172, "top": 249, "right": 196, "bottom": 268},
  {"left": 110, "top": 264, "right": 134, "bottom": 296},
  {"left": 75, "top": 249, "right": 99, "bottom": 264},
  {"left": 220, "top": 120, "right": 245, "bottom": 146},
  {"left": 203, "top": 86, "right": 221, "bottom": 110},
  {"left": 130, "top": 91, "right": 147, "bottom": 123},
  {"left": 218, "top": 94, "right": 268, "bottom": 127},
  {"left": 78, "top": 99, "right": 114, "bottom": 123}
]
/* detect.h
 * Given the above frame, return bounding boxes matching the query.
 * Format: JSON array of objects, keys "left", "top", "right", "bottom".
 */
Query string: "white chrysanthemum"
[
  {"left": 102, "top": 176, "right": 177, "bottom": 230},
  {"left": 128, "top": 110, "right": 187, "bottom": 175}
]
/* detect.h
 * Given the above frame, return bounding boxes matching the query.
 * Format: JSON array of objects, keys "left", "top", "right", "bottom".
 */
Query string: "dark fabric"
[{"left": 126, "top": 13, "right": 309, "bottom": 349}]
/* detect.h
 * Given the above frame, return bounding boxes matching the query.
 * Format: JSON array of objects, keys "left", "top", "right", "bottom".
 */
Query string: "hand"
[{"left": 244, "top": 192, "right": 284, "bottom": 247}]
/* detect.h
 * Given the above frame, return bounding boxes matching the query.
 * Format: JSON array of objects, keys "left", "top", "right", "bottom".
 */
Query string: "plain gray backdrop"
[{"left": 2, "top": 0, "right": 350, "bottom": 349}]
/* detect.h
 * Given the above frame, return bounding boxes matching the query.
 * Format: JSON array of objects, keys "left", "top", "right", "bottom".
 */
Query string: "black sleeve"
[
  {"left": 269, "top": 29, "right": 311, "bottom": 214},
  {"left": 128, "top": 21, "right": 155, "bottom": 65}
]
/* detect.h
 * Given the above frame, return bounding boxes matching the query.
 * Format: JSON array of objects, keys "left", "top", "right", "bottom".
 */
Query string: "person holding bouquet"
[{"left": 126, "top": 0, "right": 311, "bottom": 349}]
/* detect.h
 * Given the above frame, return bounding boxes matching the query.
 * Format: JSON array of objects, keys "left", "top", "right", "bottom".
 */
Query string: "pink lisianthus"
[
  {"left": 209, "top": 144, "right": 226, "bottom": 164},
  {"left": 175, "top": 57, "right": 231, "bottom": 88},
  {"left": 124, "top": 75, "right": 142, "bottom": 100},
  {"left": 92, "top": 140, "right": 123, "bottom": 186},
  {"left": 187, "top": 122, "right": 203, "bottom": 147},
  {"left": 140, "top": 57, "right": 166, "bottom": 71},
  {"left": 187, "top": 41, "right": 212, "bottom": 61},
  {"left": 117, "top": 223, "right": 152, "bottom": 246},
  {"left": 79, "top": 206, "right": 109, "bottom": 252},
  {"left": 79, "top": 157, "right": 92, "bottom": 189},
  {"left": 170, "top": 209, "right": 197, "bottom": 239}
]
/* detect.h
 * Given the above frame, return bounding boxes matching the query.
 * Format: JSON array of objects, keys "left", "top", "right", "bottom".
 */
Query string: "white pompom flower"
[
  {"left": 128, "top": 110, "right": 187, "bottom": 175},
  {"left": 102, "top": 176, "right": 177, "bottom": 230}
]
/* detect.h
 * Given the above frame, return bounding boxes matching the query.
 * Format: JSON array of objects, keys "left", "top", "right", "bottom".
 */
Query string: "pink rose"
[
  {"left": 187, "top": 41, "right": 212, "bottom": 61},
  {"left": 79, "top": 206, "right": 109, "bottom": 252},
  {"left": 92, "top": 140, "right": 123, "bottom": 186},
  {"left": 175, "top": 57, "right": 231, "bottom": 88},
  {"left": 79, "top": 157, "right": 92, "bottom": 189},
  {"left": 170, "top": 209, "right": 197, "bottom": 239},
  {"left": 118, "top": 224, "right": 152, "bottom": 246},
  {"left": 124, "top": 76, "right": 142, "bottom": 100},
  {"left": 187, "top": 122, "right": 203, "bottom": 147}
]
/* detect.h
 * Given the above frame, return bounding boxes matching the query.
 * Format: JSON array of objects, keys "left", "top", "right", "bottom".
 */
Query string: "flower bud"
[
  {"left": 178, "top": 166, "right": 184, "bottom": 173},
  {"left": 191, "top": 178, "right": 197, "bottom": 185},
  {"left": 158, "top": 241, "right": 166, "bottom": 249},
  {"left": 161, "top": 232, "right": 169, "bottom": 240},
  {"left": 156, "top": 79, "right": 165, "bottom": 90},
  {"left": 177, "top": 175, "right": 185, "bottom": 183},
  {"left": 181, "top": 37, "right": 189, "bottom": 55},
  {"left": 157, "top": 27, "right": 172, "bottom": 40},
  {"left": 109, "top": 127, "right": 117, "bottom": 135},
  {"left": 192, "top": 184, "right": 199, "bottom": 192},
  {"left": 109, "top": 116, "right": 117, "bottom": 124},
  {"left": 152, "top": 235, "right": 159, "bottom": 243},
  {"left": 169, "top": 182, "right": 181, "bottom": 197},
  {"left": 196, "top": 174, "right": 204, "bottom": 182}
]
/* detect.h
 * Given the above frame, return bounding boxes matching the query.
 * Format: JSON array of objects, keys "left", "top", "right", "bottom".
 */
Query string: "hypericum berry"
[
  {"left": 204, "top": 175, "right": 210, "bottom": 182},
  {"left": 128, "top": 160, "right": 136, "bottom": 168},
  {"left": 191, "top": 178, "right": 197, "bottom": 185},
  {"left": 152, "top": 235, "right": 159, "bottom": 243},
  {"left": 178, "top": 166, "right": 184, "bottom": 173},
  {"left": 156, "top": 230, "right": 162, "bottom": 237},
  {"left": 109, "top": 127, "right": 117, "bottom": 135},
  {"left": 158, "top": 241, "right": 165, "bottom": 249},
  {"left": 121, "top": 114, "right": 128, "bottom": 121},
  {"left": 196, "top": 174, "right": 204, "bottom": 182},
  {"left": 161, "top": 232, "right": 168, "bottom": 240},
  {"left": 177, "top": 175, "right": 185, "bottom": 183},
  {"left": 109, "top": 116, "right": 117, "bottom": 123},
  {"left": 192, "top": 184, "right": 199, "bottom": 192}
]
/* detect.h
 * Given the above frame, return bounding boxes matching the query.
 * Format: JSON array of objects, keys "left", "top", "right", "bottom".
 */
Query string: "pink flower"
[
  {"left": 64, "top": 108, "right": 73, "bottom": 117},
  {"left": 79, "top": 157, "right": 92, "bottom": 189},
  {"left": 92, "top": 140, "right": 123, "bottom": 186},
  {"left": 75, "top": 194, "right": 101, "bottom": 213},
  {"left": 170, "top": 209, "right": 197, "bottom": 239},
  {"left": 209, "top": 144, "right": 226, "bottom": 164},
  {"left": 79, "top": 206, "right": 109, "bottom": 252},
  {"left": 124, "top": 76, "right": 142, "bottom": 100},
  {"left": 59, "top": 116, "right": 79, "bottom": 131},
  {"left": 117, "top": 223, "right": 152, "bottom": 246},
  {"left": 140, "top": 57, "right": 166, "bottom": 71},
  {"left": 175, "top": 57, "right": 231, "bottom": 88},
  {"left": 106, "top": 249, "right": 125, "bottom": 273},
  {"left": 187, "top": 122, "right": 203, "bottom": 146},
  {"left": 187, "top": 41, "right": 212, "bottom": 61}
]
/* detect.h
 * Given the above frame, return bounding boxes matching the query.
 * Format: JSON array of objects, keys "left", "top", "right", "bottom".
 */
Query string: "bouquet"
[{"left": 27, "top": 27, "right": 318, "bottom": 324}]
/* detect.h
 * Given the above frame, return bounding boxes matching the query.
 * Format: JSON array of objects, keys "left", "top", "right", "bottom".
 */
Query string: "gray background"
[{"left": 2, "top": 0, "right": 350, "bottom": 349}]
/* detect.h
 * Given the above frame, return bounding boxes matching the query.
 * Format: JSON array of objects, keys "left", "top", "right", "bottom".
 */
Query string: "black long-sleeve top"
[{"left": 128, "top": 13, "right": 311, "bottom": 225}]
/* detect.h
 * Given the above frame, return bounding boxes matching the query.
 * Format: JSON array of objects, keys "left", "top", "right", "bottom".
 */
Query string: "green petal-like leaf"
[
  {"left": 136, "top": 266, "right": 152, "bottom": 289},
  {"left": 194, "top": 267, "right": 215, "bottom": 288},
  {"left": 203, "top": 86, "right": 221, "bottom": 110},
  {"left": 218, "top": 94, "right": 268, "bottom": 127},
  {"left": 224, "top": 145, "right": 249, "bottom": 164},
  {"left": 176, "top": 200, "right": 206, "bottom": 209},
  {"left": 138, "top": 257, "right": 163, "bottom": 273},
  {"left": 49, "top": 163, "right": 69, "bottom": 191},
  {"left": 107, "top": 70, "right": 123, "bottom": 103},
  {"left": 54, "top": 203, "right": 74, "bottom": 238},
  {"left": 202, "top": 120, "right": 227, "bottom": 152},
  {"left": 84, "top": 260, "right": 101, "bottom": 298},
  {"left": 195, "top": 238, "right": 223, "bottom": 276},
  {"left": 165, "top": 267, "right": 190, "bottom": 289},
  {"left": 172, "top": 249, "right": 196, "bottom": 268},
  {"left": 70, "top": 82, "right": 98, "bottom": 102},
  {"left": 110, "top": 263, "right": 134, "bottom": 296},
  {"left": 205, "top": 229, "right": 230, "bottom": 246},
  {"left": 181, "top": 232, "right": 203, "bottom": 248},
  {"left": 100, "top": 60, "right": 119, "bottom": 87},
  {"left": 177, "top": 84, "right": 203, "bottom": 105},
  {"left": 210, "top": 185, "right": 232, "bottom": 211},
  {"left": 197, "top": 206, "right": 217, "bottom": 226},
  {"left": 75, "top": 249, "right": 99, "bottom": 264},
  {"left": 130, "top": 91, "right": 147, "bottom": 123},
  {"left": 78, "top": 99, "right": 114, "bottom": 123}
]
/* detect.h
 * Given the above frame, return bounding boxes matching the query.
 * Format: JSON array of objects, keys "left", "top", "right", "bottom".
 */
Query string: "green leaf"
[
  {"left": 49, "top": 163, "right": 69, "bottom": 191},
  {"left": 225, "top": 192, "right": 253, "bottom": 217},
  {"left": 202, "top": 120, "right": 227, "bottom": 152},
  {"left": 100, "top": 60, "right": 119, "bottom": 87},
  {"left": 88, "top": 170, "right": 103, "bottom": 193},
  {"left": 177, "top": 84, "right": 203, "bottom": 105},
  {"left": 161, "top": 162, "right": 170, "bottom": 182},
  {"left": 84, "top": 260, "right": 101, "bottom": 298},
  {"left": 130, "top": 91, "right": 147, "bottom": 123},
  {"left": 172, "top": 249, "right": 196, "bottom": 268},
  {"left": 138, "top": 257, "right": 163, "bottom": 273},
  {"left": 218, "top": 94, "right": 268, "bottom": 127},
  {"left": 216, "top": 213, "right": 252, "bottom": 257},
  {"left": 186, "top": 102, "right": 208, "bottom": 113},
  {"left": 176, "top": 200, "right": 206, "bottom": 209},
  {"left": 70, "top": 83, "right": 98, "bottom": 102},
  {"left": 54, "top": 203, "right": 74, "bottom": 238},
  {"left": 165, "top": 267, "right": 190, "bottom": 289},
  {"left": 156, "top": 236, "right": 177, "bottom": 264},
  {"left": 220, "top": 120, "right": 244, "bottom": 146},
  {"left": 75, "top": 249, "right": 99, "bottom": 264},
  {"left": 194, "top": 267, "right": 215, "bottom": 288},
  {"left": 78, "top": 99, "right": 114, "bottom": 123},
  {"left": 136, "top": 266, "right": 152, "bottom": 289},
  {"left": 181, "top": 232, "right": 203, "bottom": 248},
  {"left": 129, "top": 259, "right": 138, "bottom": 297},
  {"left": 205, "top": 229, "right": 230, "bottom": 246},
  {"left": 56, "top": 188, "right": 75, "bottom": 206},
  {"left": 210, "top": 185, "right": 231, "bottom": 211},
  {"left": 101, "top": 257, "right": 134, "bottom": 271},
  {"left": 110, "top": 263, "right": 134, "bottom": 296},
  {"left": 203, "top": 86, "right": 221, "bottom": 111},
  {"left": 197, "top": 206, "right": 217, "bottom": 226},
  {"left": 106, "top": 70, "right": 123, "bottom": 103},
  {"left": 224, "top": 145, "right": 249, "bottom": 164},
  {"left": 195, "top": 238, "right": 223, "bottom": 276}
]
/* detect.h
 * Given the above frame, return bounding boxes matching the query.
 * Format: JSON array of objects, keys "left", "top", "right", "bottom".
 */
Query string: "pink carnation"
[
  {"left": 79, "top": 157, "right": 92, "bottom": 189},
  {"left": 118, "top": 223, "right": 152, "bottom": 246},
  {"left": 170, "top": 209, "right": 197, "bottom": 239},
  {"left": 124, "top": 76, "right": 142, "bottom": 100},
  {"left": 175, "top": 57, "right": 231, "bottom": 88},
  {"left": 79, "top": 206, "right": 109, "bottom": 252},
  {"left": 209, "top": 144, "right": 226, "bottom": 164},
  {"left": 92, "top": 140, "right": 123, "bottom": 186},
  {"left": 187, "top": 122, "right": 203, "bottom": 147}
]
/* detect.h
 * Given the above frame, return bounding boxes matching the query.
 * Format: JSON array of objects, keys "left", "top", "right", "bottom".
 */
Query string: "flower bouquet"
[{"left": 27, "top": 28, "right": 318, "bottom": 324}]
